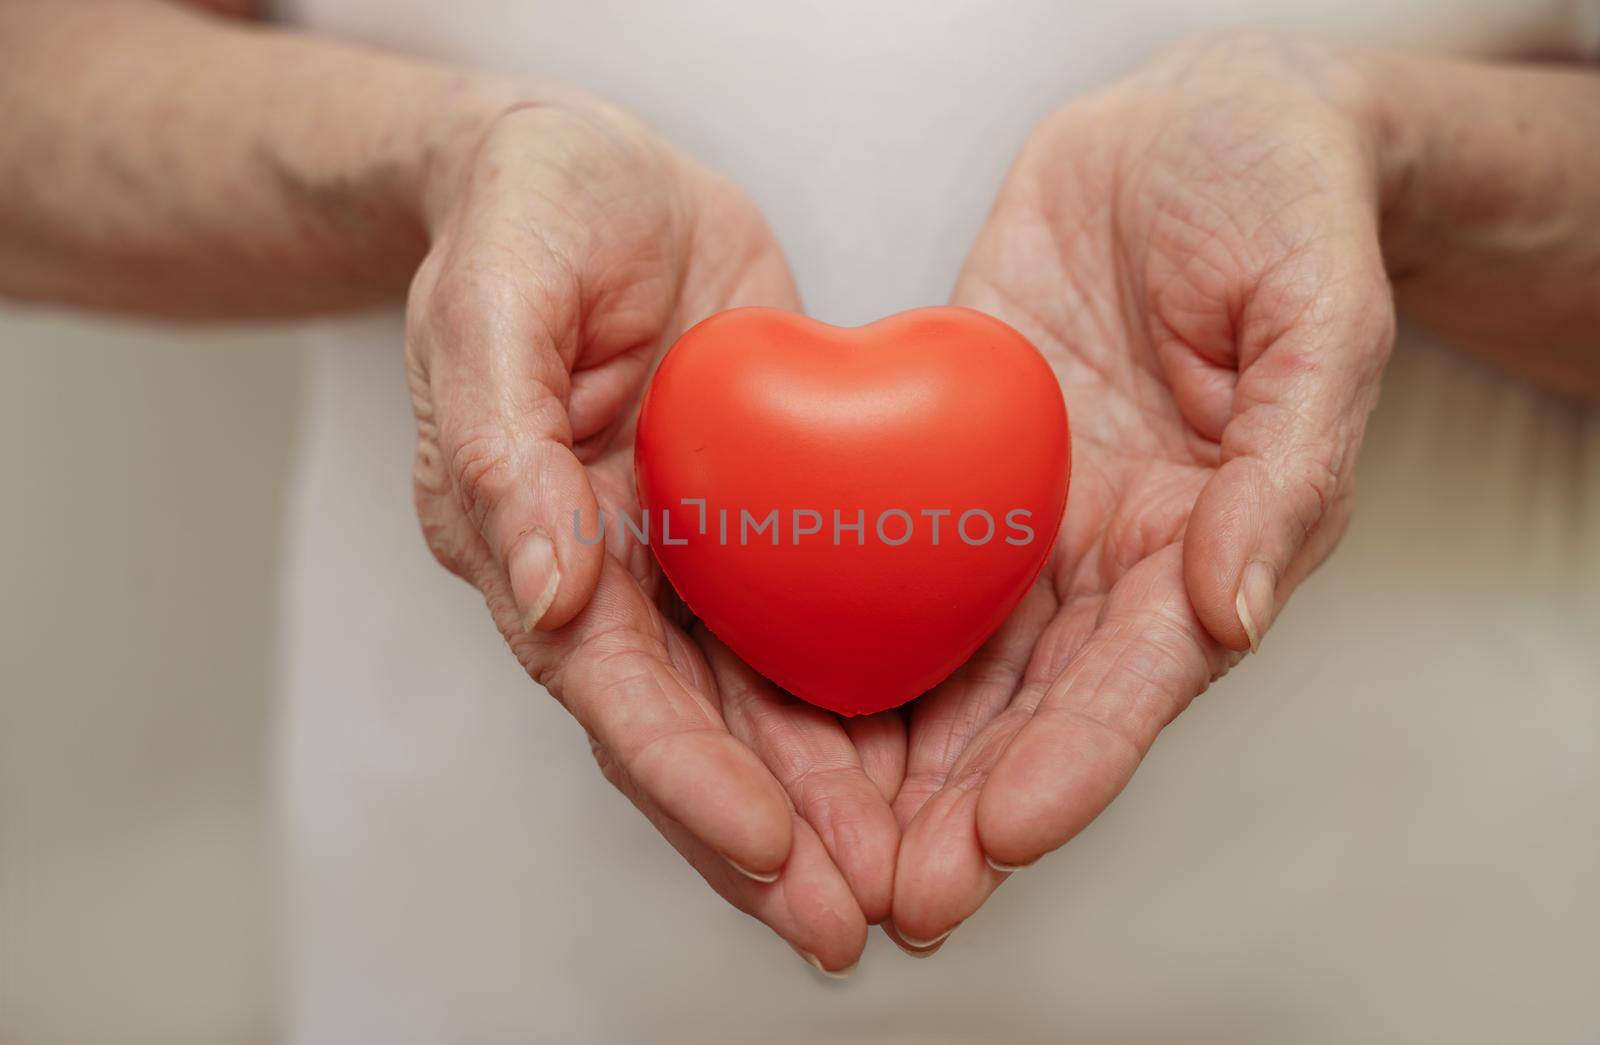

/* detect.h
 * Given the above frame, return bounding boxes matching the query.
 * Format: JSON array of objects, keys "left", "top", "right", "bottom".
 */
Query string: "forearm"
[
  {"left": 1362, "top": 52, "right": 1600, "bottom": 396},
  {"left": 0, "top": 0, "right": 520, "bottom": 317}
]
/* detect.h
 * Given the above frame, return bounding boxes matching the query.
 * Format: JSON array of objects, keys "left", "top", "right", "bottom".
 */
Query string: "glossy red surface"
[{"left": 635, "top": 307, "right": 1070, "bottom": 715}]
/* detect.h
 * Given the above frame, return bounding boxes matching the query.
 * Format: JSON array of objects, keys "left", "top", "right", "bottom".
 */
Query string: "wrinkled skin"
[
  {"left": 405, "top": 100, "right": 904, "bottom": 973},
  {"left": 402, "top": 34, "right": 1399, "bottom": 971},
  {"left": 888, "top": 36, "right": 1396, "bottom": 950}
]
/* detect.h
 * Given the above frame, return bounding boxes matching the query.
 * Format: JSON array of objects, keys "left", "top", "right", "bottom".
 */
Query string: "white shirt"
[{"left": 276, "top": 3, "right": 1600, "bottom": 1042}]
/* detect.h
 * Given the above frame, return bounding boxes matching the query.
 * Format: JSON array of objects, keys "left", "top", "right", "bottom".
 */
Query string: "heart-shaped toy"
[{"left": 634, "top": 307, "right": 1070, "bottom": 716}]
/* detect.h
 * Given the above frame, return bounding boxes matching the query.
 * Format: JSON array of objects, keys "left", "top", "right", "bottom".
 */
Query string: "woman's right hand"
[{"left": 405, "top": 94, "right": 902, "bottom": 974}]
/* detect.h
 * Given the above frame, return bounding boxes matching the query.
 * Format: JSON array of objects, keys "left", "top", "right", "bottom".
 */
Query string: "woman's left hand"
[{"left": 888, "top": 34, "right": 1396, "bottom": 952}]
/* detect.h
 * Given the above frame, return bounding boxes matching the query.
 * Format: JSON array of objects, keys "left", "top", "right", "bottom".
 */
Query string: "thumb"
[
  {"left": 1184, "top": 284, "right": 1393, "bottom": 653},
  {"left": 1184, "top": 443, "right": 1347, "bottom": 653},
  {"left": 425, "top": 271, "right": 606, "bottom": 633},
  {"left": 441, "top": 401, "right": 605, "bottom": 633}
]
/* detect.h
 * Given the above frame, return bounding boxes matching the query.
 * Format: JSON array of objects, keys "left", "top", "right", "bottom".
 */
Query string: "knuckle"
[
  {"left": 1283, "top": 441, "right": 1344, "bottom": 526},
  {"left": 434, "top": 383, "right": 572, "bottom": 534},
  {"left": 444, "top": 423, "right": 522, "bottom": 528}
]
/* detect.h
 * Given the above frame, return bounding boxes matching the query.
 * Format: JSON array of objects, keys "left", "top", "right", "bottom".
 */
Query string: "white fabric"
[{"left": 275, "top": 3, "right": 1600, "bottom": 1042}]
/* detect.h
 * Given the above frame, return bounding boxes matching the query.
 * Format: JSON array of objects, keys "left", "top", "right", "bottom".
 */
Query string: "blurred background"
[{"left": 3, "top": 305, "right": 297, "bottom": 1043}]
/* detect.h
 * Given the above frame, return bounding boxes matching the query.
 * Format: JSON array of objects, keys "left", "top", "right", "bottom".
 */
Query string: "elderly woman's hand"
[
  {"left": 405, "top": 94, "right": 904, "bottom": 973},
  {"left": 0, "top": 0, "right": 902, "bottom": 971},
  {"left": 887, "top": 34, "right": 1397, "bottom": 952}
]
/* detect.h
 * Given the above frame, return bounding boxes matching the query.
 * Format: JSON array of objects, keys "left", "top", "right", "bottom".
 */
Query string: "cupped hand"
[
  {"left": 404, "top": 96, "right": 903, "bottom": 972},
  {"left": 889, "top": 34, "right": 1396, "bottom": 951}
]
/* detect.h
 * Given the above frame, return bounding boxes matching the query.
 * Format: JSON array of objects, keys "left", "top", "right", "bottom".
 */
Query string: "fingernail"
[
  {"left": 984, "top": 853, "right": 1029, "bottom": 874},
  {"left": 793, "top": 948, "right": 857, "bottom": 979},
  {"left": 897, "top": 927, "right": 954, "bottom": 951},
  {"left": 728, "top": 858, "right": 780, "bottom": 884},
  {"left": 511, "top": 531, "right": 560, "bottom": 632},
  {"left": 1236, "top": 560, "right": 1277, "bottom": 653}
]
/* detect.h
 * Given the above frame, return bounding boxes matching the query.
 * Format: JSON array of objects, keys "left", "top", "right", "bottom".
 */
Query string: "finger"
[
  {"left": 705, "top": 632, "right": 902, "bottom": 925},
  {"left": 529, "top": 558, "right": 794, "bottom": 879},
  {"left": 894, "top": 581, "right": 1056, "bottom": 828},
  {"left": 420, "top": 254, "right": 607, "bottom": 633},
  {"left": 976, "top": 547, "right": 1230, "bottom": 870},
  {"left": 889, "top": 775, "right": 994, "bottom": 953},
  {"left": 842, "top": 711, "right": 907, "bottom": 804},
  {"left": 1154, "top": 337, "right": 1237, "bottom": 444},
  {"left": 594, "top": 739, "right": 867, "bottom": 975},
  {"left": 889, "top": 595, "right": 1102, "bottom": 944},
  {"left": 1184, "top": 258, "right": 1393, "bottom": 652}
]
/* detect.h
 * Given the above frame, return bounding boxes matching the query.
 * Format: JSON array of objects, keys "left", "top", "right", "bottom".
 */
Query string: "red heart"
[{"left": 634, "top": 307, "right": 1070, "bottom": 716}]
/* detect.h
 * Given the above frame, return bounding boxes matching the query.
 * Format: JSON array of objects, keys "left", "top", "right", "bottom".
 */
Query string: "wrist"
[
  {"left": 405, "top": 74, "right": 537, "bottom": 234},
  {"left": 406, "top": 77, "right": 667, "bottom": 237},
  {"left": 1137, "top": 33, "right": 1394, "bottom": 208},
  {"left": 258, "top": 48, "right": 549, "bottom": 246},
  {"left": 1319, "top": 49, "right": 1430, "bottom": 275}
]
